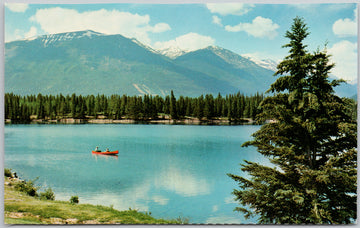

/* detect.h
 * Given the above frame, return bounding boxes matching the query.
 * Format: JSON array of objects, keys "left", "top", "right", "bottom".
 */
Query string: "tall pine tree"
[
  {"left": 228, "top": 17, "right": 357, "bottom": 224},
  {"left": 170, "top": 90, "right": 178, "bottom": 120}
]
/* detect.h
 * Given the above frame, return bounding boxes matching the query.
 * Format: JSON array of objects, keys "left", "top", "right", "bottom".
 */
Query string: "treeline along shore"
[{"left": 5, "top": 91, "right": 266, "bottom": 124}]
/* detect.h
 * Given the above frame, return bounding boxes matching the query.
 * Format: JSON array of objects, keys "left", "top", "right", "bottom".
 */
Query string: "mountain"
[
  {"left": 174, "top": 46, "right": 276, "bottom": 94},
  {"left": 5, "top": 30, "right": 354, "bottom": 98},
  {"left": 241, "top": 56, "right": 278, "bottom": 72},
  {"left": 333, "top": 80, "right": 357, "bottom": 99},
  {"left": 158, "top": 46, "right": 188, "bottom": 59},
  {"left": 5, "top": 30, "right": 277, "bottom": 97}
]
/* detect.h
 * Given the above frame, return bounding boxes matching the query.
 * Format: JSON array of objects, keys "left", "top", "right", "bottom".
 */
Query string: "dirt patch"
[
  {"left": 65, "top": 218, "right": 79, "bottom": 224},
  {"left": 7, "top": 212, "right": 27, "bottom": 218},
  {"left": 50, "top": 217, "right": 64, "bottom": 224},
  {"left": 81, "top": 219, "right": 101, "bottom": 224}
]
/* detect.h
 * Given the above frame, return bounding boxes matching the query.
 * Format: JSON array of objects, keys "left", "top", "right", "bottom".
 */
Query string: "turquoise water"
[{"left": 5, "top": 124, "right": 265, "bottom": 224}]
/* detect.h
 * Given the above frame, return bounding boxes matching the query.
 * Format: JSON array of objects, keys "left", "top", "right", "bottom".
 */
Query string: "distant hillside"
[
  {"left": 174, "top": 46, "right": 275, "bottom": 95},
  {"left": 332, "top": 80, "right": 357, "bottom": 99},
  {"left": 5, "top": 30, "right": 276, "bottom": 97},
  {"left": 5, "top": 30, "right": 355, "bottom": 97}
]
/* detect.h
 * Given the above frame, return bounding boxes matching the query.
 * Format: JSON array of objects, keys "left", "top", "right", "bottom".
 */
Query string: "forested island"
[{"left": 5, "top": 91, "right": 267, "bottom": 124}]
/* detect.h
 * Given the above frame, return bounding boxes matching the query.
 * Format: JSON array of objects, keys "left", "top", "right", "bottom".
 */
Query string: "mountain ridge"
[{"left": 5, "top": 30, "right": 356, "bottom": 98}]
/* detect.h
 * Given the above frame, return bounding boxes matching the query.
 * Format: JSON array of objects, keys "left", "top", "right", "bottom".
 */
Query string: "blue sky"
[{"left": 5, "top": 3, "right": 358, "bottom": 82}]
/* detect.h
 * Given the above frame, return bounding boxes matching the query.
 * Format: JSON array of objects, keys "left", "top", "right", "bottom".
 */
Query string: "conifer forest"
[{"left": 5, "top": 91, "right": 266, "bottom": 123}]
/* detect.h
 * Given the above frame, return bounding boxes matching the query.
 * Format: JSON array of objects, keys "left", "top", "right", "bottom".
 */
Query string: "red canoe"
[{"left": 92, "top": 150, "right": 119, "bottom": 155}]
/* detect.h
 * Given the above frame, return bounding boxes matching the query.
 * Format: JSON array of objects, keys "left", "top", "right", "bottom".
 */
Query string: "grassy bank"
[{"left": 4, "top": 177, "right": 183, "bottom": 224}]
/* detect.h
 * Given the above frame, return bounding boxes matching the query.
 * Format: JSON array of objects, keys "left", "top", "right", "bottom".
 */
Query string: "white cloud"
[
  {"left": 224, "top": 195, "right": 236, "bottom": 204},
  {"left": 206, "top": 3, "right": 255, "bottom": 16},
  {"left": 225, "top": 16, "right": 279, "bottom": 39},
  {"left": 153, "top": 32, "right": 215, "bottom": 52},
  {"left": 5, "top": 3, "right": 29, "bottom": 12},
  {"left": 5, "top": 29, "right": 23, "bottom": 42},
  {"left": 151, "top": 23, "right": 171, "bottom": 33},
  {"left": 212, "top": 16, "right": 223, "bottom": 27},
  {"left": 25, "top": 27, "right": 38, "bottom": 39},
  {"left": 6, "top": 26, "right": 38, "bottom": 42},
  {"left": 30, "top": 7, "right": 171, "bottom": 45},
  {"left": 332, "top": 8, "right": 357, "bottom": 37},
  {"left": 328, "top": 40, "right": 357, "bottom": 83}
]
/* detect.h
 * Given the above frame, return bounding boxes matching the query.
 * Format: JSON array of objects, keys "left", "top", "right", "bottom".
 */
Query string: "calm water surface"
[{"left": 5, "top": 124, "right": 266, "bottom": 224}]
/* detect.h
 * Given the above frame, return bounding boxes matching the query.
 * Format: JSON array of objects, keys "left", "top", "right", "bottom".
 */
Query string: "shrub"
[
  {"left": 14, "top": 178, "right": 39, "bottom": 197},
  {"left": 39, "top": 187, "right": 55, "bottom": 200},
  {"left": 4, "top": 168, "right": 13, "bottom": 178},
  {"left": 70, "top": 196, "right": 79, "bottom": 204}
]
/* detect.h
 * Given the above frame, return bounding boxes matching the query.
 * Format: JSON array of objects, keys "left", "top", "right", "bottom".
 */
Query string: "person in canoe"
[
  {"left": 106, "top": 148, "right": 109, "bottom": 152},
  {"left": 95, "top": 146, "right": 101, "bottom": 152}
]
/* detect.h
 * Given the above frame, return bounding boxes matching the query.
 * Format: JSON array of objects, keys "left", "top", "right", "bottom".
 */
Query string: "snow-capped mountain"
[
  {"left": 5, "top": 30, "right": 356, "bottom": 98},
  {"left": 27, "top": 30, "right": 104, "bottom": 47},
  {"left": 156, "top": 46, "right": 189, "bottom": 59},
  {"left": 159, "top": 45, "right": 279, "bottom": 72},
  {"left": 130, "top": 38, "right": 159, "bottom": 55},
  {"left": 241, "top": 55, "right": 279, "bottom": 72}
]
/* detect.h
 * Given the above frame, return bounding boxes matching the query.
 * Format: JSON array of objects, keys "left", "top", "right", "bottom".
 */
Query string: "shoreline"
[
  {"left": 5, "top": 117, "right": 257, "bottom": 125},
  {"left": 4, "top": 173, "right": 183, "bottom": 225}
]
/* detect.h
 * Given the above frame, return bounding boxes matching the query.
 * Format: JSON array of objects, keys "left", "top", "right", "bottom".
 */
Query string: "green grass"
[
  {"left": 4, "top": 177, "right": 182, "bottom": 224},
  {"left": 5, "top": 217, "right": 46, "bottom": 224}
]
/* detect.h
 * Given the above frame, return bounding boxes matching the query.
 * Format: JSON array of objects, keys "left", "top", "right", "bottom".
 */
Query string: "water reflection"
[
  {"left": 56, "top": 180, "right": 170, "bottom": 212},
  {"left": 155, "top": 166, "right": 210, "bottom": 197},
  {"left": 92, "top": 154, "right": 118, "bottom": 161},
  {"left": 152, "top": 195, "right": 169, "bottom": 205}
]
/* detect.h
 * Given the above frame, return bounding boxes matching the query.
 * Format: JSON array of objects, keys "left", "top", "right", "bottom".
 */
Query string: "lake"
[{"left": 4, "top": 124, "right": 266, "bottom": 224}]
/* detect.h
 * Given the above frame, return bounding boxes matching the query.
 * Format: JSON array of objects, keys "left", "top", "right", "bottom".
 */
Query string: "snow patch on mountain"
[
  {"left": 37, "top": 30, "right": 103, "bottom": 47},
  {"left": 131, "top": 38, "right": 159, "bottom": 54},
  {"left": 157, "top": 46, "right": 189, "bottom": 59},
  {"left": 206, "top": 46, "right": 252, "bottom": 66},
  {"left": 241, "top": 54, "right": 278, "bottom": 72}
]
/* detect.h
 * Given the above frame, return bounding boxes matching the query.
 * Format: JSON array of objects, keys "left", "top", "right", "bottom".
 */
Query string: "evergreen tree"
[
  {"left": 5, "top": 93, "right": 10, "bottom": 119},
  {"left": 149, "top": 95, "right": 158, "bottom": 120},
  {"left": 177, "top": 96, "right": 186, "bottom": 118},
  {"left": 70, "top": 93, "right": 77, "bottom": 118},
  {"left": 185, "top": 97, "right": 192, "bottom": 117},
  {"left": 170, "top": 90, "right": 178, "bottom": 119},
  {"left": 94, "top": 94, "right": 101, "bottom": 116},
  {"left": 120, "top": 95, "right": 127, "bottom": 117},
  {"left": 194, "top": 95, "right": 204, "bottom": 120},
  {"left": 204, "top": 94, "right": 214, "bottom": 120},
  {"left": 214, "top": 93, "right": 223, "bottom": 117},
  {"left": 47, "top": 97, "right": 55, "bottom": 119},
  {"left": 227, "top": 95, "right": 233, "bottom": 120},
  {"left": 163, "top": 95, "right": 170, "bottom": 114},
  {"left": 87, "top": 95, "right": 96, "bottom": 117},
  {"left": 20, "top": 104, "right": 30, "bottom": 122},
  {"left": 78, "top": 95, "right": 87, "bottom": 119},
  {"left": 36, "top": 94, "right": 45, "bottom": 119},
  {"left": 228, "top": 17, "right": 357, "bottom": 224},
  {"left": 128, "top": 96, "right": 141, "bottom": 120}
]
